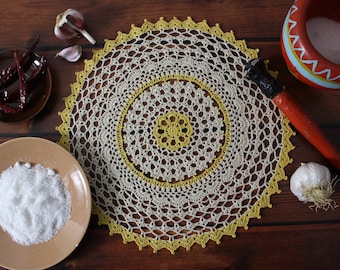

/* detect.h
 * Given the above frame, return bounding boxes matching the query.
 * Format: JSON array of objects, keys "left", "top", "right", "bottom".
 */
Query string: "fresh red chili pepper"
[
  {"left": 0, "top": 50, "right": 27, "bottom": 113},
  {"left": 0, "top": 35, "right": 40, "bottom": 89},
  {"left": 245, "top": 58, "right": 340, "bottom": 170}
]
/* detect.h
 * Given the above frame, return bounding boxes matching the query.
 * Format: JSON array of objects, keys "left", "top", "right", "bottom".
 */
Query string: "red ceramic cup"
[{"left": 281, "top": 0, "right": 340, "bottom": 90}]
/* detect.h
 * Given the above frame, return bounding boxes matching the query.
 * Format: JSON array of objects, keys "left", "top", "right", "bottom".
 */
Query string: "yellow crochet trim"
[
  {"left": 92, "top": 113, "right": 294, "bottom": 254},
  {"left": 56, "top": 17, "right": 295, "bottom": 254}
]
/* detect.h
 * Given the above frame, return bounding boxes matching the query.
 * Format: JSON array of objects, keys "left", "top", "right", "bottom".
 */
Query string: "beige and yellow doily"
[{"left": 57, "top": 17, "right": 295, "bottom": 253}]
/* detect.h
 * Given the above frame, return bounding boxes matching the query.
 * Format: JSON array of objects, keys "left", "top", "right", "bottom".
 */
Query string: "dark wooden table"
[{"left": 1, "top": 1, "right": 340, "bottom": 269}]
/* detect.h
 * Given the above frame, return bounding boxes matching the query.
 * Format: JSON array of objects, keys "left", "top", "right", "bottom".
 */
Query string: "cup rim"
[{"left": 296, "top": 0, "right": 340, "bottom": 72}]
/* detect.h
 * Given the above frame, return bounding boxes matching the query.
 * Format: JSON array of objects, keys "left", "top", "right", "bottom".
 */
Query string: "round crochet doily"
[{"left": 57, "top": 17, "right": 295, "bottom": 253}]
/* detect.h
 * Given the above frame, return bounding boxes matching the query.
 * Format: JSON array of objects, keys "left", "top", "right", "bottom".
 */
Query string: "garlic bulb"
[
  {"left": 54, "top": 8, "right": 96, "bottom": 45},
  {"left": 290, "top": 162, "right": 338, "bottom": 211},
  {"left": 55, "top": 45, "right": 82, "bottom": 62}
]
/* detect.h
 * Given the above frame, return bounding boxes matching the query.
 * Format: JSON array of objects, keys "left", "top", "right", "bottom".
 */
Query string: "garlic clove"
[
  {"left": 54, "top": 9, "right": 81, "bottom": 40},
  {"left": 54, "top": 8, "right": 96, "bottom": 45},
  {"left": 55, "top": 45, "right": 82, "bottom": 62}
]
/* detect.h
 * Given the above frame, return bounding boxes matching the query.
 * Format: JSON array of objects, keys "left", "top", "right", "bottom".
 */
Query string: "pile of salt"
[
  {"left": 0, "top": 162, "right": 71, "bottom": 246},
  {"left": 306, "top": 17, "right": 340, "bottom": 65}
]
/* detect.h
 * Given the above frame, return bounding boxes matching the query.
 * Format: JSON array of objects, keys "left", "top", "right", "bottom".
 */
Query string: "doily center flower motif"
[{"left": 153, "top": 111, "right": 193, "bottom": 151}]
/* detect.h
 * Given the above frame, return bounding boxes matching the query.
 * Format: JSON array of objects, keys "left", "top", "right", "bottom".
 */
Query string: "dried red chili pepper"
[
  {"left": 0, "top": 55, "right": 47, "bottom": 103},
  {"left": 0, "top": 50, "right": 27, "bottom": 113},
  {"left": 0, "top": 35, "right": 40, "bottom": 89}
]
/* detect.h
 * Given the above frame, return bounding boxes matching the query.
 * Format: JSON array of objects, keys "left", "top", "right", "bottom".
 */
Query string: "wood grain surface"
[{"left": 1, "top": 1, "right": 340, "bottom": 269}]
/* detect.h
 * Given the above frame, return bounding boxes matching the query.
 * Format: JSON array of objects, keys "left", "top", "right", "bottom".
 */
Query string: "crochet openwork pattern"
[{"left": 57, "top": 17, "right": 295, "bottom": 253}]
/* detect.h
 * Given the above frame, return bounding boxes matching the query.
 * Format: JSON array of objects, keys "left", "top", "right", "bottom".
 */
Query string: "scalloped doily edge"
[{"left": 56, "top": 17, "right": 295, "bottom": 254}]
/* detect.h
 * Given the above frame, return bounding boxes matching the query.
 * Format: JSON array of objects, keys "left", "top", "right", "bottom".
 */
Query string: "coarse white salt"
[
  {"left": 306, "top": 17, "right": 340, "bottom": 65},
  {"left": 0, "top": 162, "right": 72, "bottom": 246}
]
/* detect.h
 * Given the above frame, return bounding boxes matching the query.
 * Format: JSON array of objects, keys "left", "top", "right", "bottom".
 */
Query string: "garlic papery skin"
[
  {"left": 55, "top": 45, "right": 82, "bottom": 62},
  {"left": 290, "top": 162, "right": 338, "bottom": 211},
  {"left": 54, "top": 9, "right": 96, "bottom": 45}
]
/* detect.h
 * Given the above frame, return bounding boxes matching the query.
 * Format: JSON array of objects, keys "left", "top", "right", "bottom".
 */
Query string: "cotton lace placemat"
[{"left": 57, "top": 17, "right": 295, "bottom": 253}]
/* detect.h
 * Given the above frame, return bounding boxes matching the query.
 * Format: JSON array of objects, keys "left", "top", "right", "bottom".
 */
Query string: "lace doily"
[{"left": 57, "top": 17, "right": 295, "bottom": 253}]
